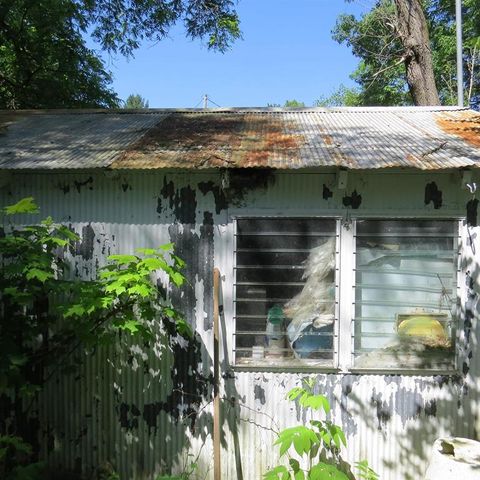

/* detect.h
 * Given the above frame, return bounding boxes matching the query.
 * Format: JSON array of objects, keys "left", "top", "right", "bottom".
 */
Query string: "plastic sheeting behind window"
[{"left": 354, "top": 220, "right": 459, "bottom": 370}]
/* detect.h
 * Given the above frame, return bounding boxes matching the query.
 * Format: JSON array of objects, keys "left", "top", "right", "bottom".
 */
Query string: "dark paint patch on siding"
[
  {"left": 433, "top": 375, "right": 462, "bottom": 388},
  {"left": 159, "top": 178, "right": 197, "bottom": 224},
  {"left": 166, "top": 175, "right": 214, "bottom": 330},
  {"left": 118, "top": 402, "right": 140, "bottom": 430},
  {"left": 226, "top": 169, "right": 275, "bottom": 205},
  {"left": 169, "top": 225, "right": 199, "bottom": 329},
  {"left": 198, "top": 181, "right": 228, "bottom": 213},
  {"left": 177, "top": 186, "right": 197, "bottom": 224},
  {"left": 339, "top": 376, "right": 358, "bottom": 436},
  {"left": 424, "top": 182, "right": 443, "bottom": 209},
  {"left": 173, "top": 219, "right": 214, "bottom": 328},
  {"left": 143, "top": 403, "right": 163, "bottom": 434},
  {"left": 254, "top": 385, "right": 266, "bottom": 405},
  {"left": 121, "top": 181, "right": 132, "bottom": 192},
  {"left": 463, "top": 271, "right": 478, "bottom": 374},
  {"left": 58, "top": 183, "right": 70, "bottom": 194},
  {"left": 75, "top": 224, "right": 95, "bottom": 260},
  {"left": 323, "top": 184, "right": 333, "bottom": 200},
  {"left": 394, "top": 387, "right": 423, "bottom": 425},
  {"left": 424, "top": 400, "right": 437, "bottom": 417},
  {"left": 73, "top": 176, "right": 93, "bottom": 193},
  {"left": 370, "top": 390, "right": 391, "bottom": 430},
  {"left": 200, "top": 212, "right": 214, "bottom": 330},
  {"left": 160, "top": 177, "right": 175, "bottom": 209},
  {"left": 467, "top": 199, "right": 479, "bottom": 227},
  {"left": 342, "top": 190, "right": 362, "bottom": 209}
]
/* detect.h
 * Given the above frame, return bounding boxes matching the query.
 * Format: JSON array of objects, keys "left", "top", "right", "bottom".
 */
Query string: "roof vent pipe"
[{"left": 456, "top": 0, "right": 464, "bottom": 107}]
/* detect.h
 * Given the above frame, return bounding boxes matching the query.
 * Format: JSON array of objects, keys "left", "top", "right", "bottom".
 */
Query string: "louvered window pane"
[
  {"left": 354, "top": 220, "right": 458, "bottom": 370},
  {"left": 235, "top": 218, "right": 338, "bottom": 367}
]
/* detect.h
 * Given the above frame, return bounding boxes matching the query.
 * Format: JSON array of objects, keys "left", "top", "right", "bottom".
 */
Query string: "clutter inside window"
[{"left": 234, "top": 218, "right": 337, "bottom": 367}]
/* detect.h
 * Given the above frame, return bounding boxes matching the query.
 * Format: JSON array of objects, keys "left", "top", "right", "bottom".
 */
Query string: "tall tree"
[
  {"left": 334, "top": 0, "right": 480, "bottom": 106},
  {"left": 0, "top": 0, "right": 241, "bottom": 109},
  {"left": 394, "top": 0, "right": 440, "bottom": 104},
  {"left": 0, "top": 0, "right": 119, "bottom": 109}
]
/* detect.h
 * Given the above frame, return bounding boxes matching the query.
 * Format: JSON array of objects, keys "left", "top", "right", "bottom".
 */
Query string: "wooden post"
[{"left": 213, "top": 267, "right": 221, "bottom": 480}]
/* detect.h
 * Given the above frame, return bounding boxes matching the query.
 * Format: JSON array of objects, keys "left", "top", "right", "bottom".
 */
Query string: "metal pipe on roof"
[{"left": 456, "top": 0, "right": 464, "bottom": 107}]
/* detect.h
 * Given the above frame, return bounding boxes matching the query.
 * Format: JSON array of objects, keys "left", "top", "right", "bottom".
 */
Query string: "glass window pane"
[
  {"left": 235, "top": 218, "right": 337, "bottom": 367},
  {"left": 354, "top": 220, "right": 458, "bottom": 370}
]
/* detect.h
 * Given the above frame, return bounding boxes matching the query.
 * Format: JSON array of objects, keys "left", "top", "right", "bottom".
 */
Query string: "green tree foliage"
[
  {"left": 284, "top": 100, "right": 306, "bottom": 108},
  {"left": 81, "top": 0, "right": 241, "bottom": 56},
  {"left": 0, "top": 0, "right": 119, "bottom": 109},
  {"left": 315, "top": 84, "right": 362, "bottom": 107},
  {"left": 124, "top": 94, "right": 150, "bottom": 109},
  {"left": 267, "top": 100, "right": 307, "bottom": 108},
  {"left": 264, "top": 378, "right": 378, "bottom": 480},
  {"left": 333, "top": 0, "right": 480, "bottom": 106},
  {"left": 0, "top": 197, "right": 190, "bottom": 461},
  {"left": 0, "top": 0, "right": 241, "bottom": 109}
]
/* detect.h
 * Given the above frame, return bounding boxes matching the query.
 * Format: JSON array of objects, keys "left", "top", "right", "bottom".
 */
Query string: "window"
[
  {"left": 234, "top": 218, "right": 338, "bottom": 367},
  {"left": 353, "top": 220, "right": 459, "bottom": 370},
  {"left": 233, "top": 217, "right": 460, "bottom": 372}
]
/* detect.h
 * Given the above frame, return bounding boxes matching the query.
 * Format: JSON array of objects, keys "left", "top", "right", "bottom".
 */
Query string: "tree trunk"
[{"left": 394, "top": 0, "right": 441, "bottom": 105}]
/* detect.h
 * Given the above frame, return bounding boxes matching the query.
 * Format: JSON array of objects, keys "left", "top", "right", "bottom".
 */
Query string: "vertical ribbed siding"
[
  {"left": 1, "top": 170, "right": 478, "bottom": 480},
  {"left": 2, "top": 171, "right": 220, "bottom": 479},
  {"left": 228, "top": 371, "right": 479, "bottom": 480}
]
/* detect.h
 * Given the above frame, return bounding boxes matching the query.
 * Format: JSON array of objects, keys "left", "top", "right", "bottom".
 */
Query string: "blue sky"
[{"left": 91, "top": 0, "right": 370, "bottom": 108}]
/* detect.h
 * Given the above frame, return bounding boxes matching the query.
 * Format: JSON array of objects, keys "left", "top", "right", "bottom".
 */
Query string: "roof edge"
[{"left": 0, "top": 106, "right": 473, "bottom": 115}]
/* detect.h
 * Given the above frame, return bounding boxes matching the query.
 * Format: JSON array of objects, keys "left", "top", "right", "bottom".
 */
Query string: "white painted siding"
[{"left": 1, "top": 169, "right": 479, "bottom": 480}]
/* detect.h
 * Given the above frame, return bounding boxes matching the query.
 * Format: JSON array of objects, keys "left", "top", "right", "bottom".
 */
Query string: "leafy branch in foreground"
[
  {"left": 264, "top": 378, "right": 378, "bottom": 480},
  {"left": 0, "top": 197, "right": 190, "bottom": 464}
]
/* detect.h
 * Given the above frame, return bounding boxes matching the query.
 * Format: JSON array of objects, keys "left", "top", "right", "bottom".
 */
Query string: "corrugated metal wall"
[{"left": 2, "top": 169, "right": 479, "bottom": 480}]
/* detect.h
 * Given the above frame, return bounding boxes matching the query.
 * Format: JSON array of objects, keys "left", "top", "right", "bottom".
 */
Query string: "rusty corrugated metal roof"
[{"left": 0, "top": 107, "right": 479, "bottom": 170}]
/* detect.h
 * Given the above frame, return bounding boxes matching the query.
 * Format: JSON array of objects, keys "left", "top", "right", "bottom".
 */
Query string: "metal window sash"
[
  {"left": 350, "top": 217, "right": 461, "bottom": 373},
  {"left": 232, "top": 215, "right": 341, "bottom": 369},
  {"left": 340, "top": 220, "right": 355, "bottom": 371}
]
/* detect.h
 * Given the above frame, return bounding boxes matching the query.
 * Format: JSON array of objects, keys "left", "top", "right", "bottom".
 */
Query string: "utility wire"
[{"left": 208, "top": 97, "right": 222, "bottom": 107}]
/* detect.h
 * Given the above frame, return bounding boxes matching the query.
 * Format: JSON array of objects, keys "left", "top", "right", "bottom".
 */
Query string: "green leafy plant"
[
  {"left": 264, "top": 378, "right": 378, "bottom": 480},
  {"left": 0, "top": 435, "right": 45, "bottom": 480},
  {"left": 0, "top": 197, "right": 190, "bottom": 473},
  {"left": 355, "top": 460, "right": 379, "bottom": 480}
]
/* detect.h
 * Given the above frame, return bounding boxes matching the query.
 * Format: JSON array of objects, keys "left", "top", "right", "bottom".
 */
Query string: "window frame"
[
  {"left": 232, "top": 214, "right": 342, "bottom": 372},
  {"left": 348, "top": 216, "right": 463, "bottom": 375},
  {"left": 231, "top": 214, "right": 465, "bottom": 375}
]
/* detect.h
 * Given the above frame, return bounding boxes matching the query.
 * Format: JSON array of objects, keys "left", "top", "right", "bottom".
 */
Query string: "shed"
[{"left": 1, "top": 106, "right": 480, "bottom": 480}]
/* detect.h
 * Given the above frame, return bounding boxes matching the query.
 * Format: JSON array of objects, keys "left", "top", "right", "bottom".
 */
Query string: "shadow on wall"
[{"left": 37, "top": 317, "right": 215, "bottom": 479}]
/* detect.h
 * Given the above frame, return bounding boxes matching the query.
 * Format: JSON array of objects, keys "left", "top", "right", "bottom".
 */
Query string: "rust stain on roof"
[
  {"left": 112, "top": 112, "right": 305, "bottom": 169},
  {"left": 322, "top": 134, "right": 334, "bottom": 146},
  {"left": 436, "top": 111, "right": 480, "bottom": 148}
]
